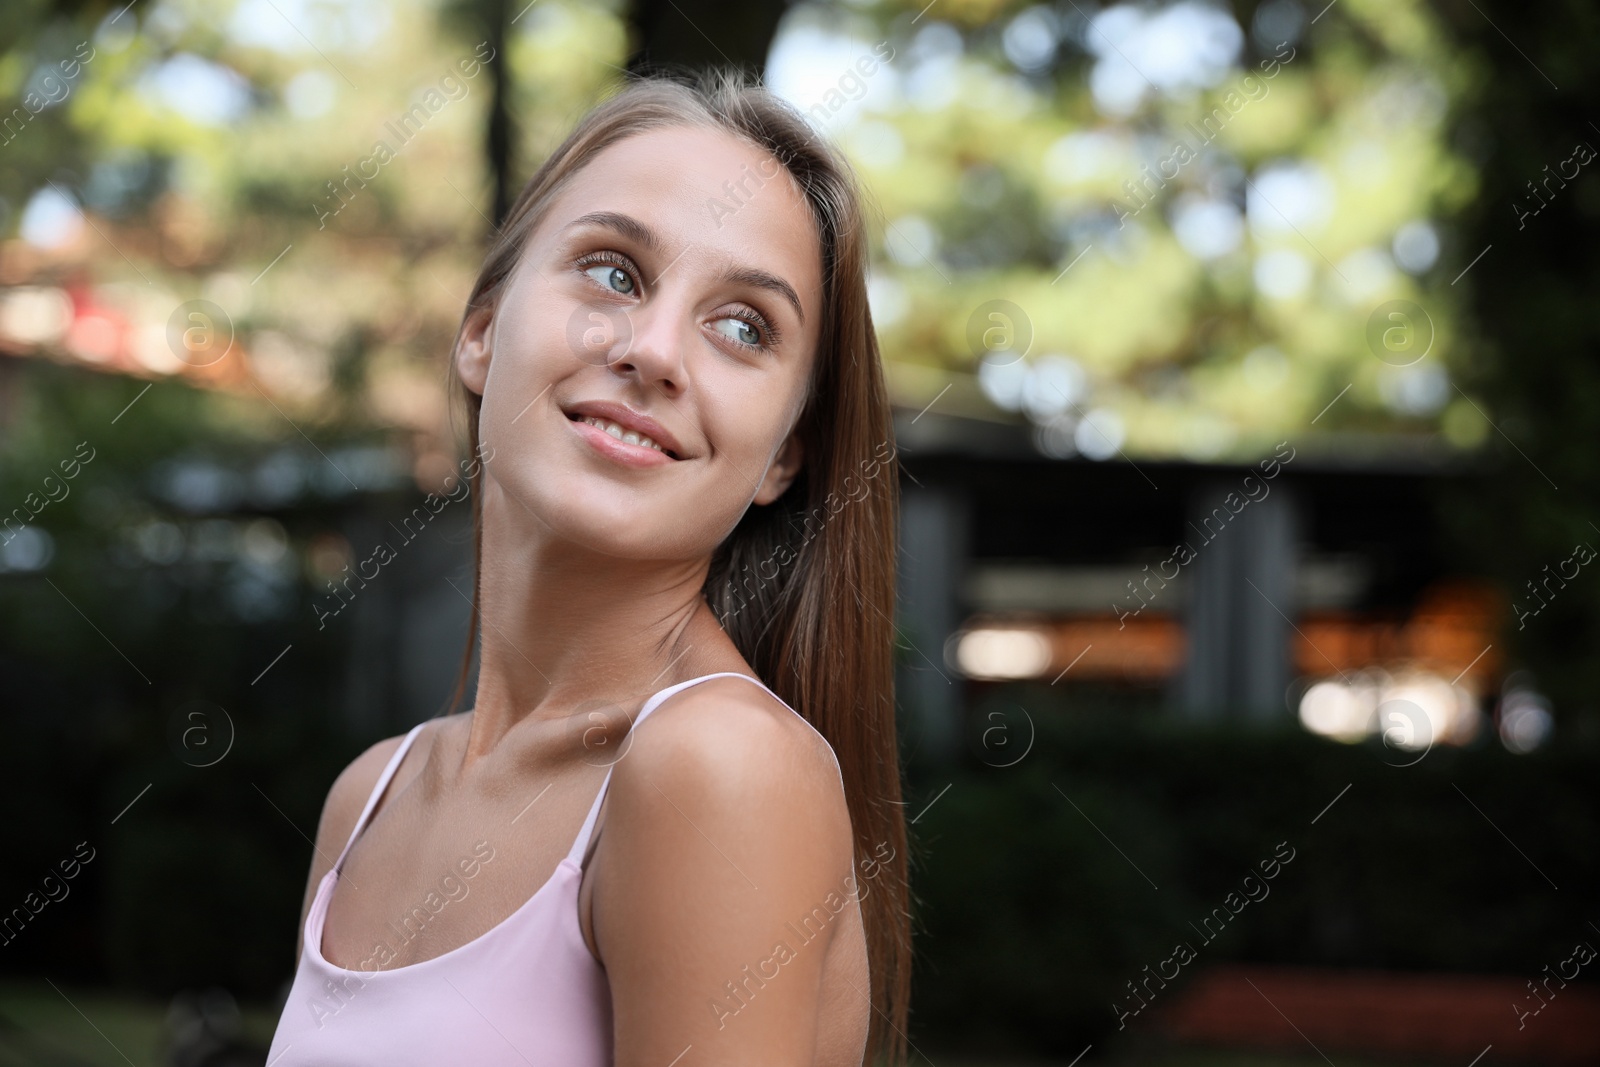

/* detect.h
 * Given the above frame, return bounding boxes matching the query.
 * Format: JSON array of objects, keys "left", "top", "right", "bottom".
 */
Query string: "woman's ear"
[
  {"left": 754, "top": 431, "right": 804, "bottom": 506},
  {"left": 455, "top": 303, "right": 494, "bottom": 396}
]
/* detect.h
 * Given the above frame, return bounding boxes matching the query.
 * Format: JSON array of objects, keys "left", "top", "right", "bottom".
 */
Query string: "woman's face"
[{"left": 457, "top": 125, "right": 823, "bottom": 563}]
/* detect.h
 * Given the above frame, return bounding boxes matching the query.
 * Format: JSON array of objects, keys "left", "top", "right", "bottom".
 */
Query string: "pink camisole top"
[{"left": 267, "top": 671, "right": 831, "bottom": 1066}]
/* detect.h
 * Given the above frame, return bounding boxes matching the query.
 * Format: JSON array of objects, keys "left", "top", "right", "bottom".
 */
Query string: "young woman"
[{"left": 267, "top": 73, "right": 911, "bottom": 1066}]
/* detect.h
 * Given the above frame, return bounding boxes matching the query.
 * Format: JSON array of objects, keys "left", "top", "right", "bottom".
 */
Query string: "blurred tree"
[
  {"left": 441, "top": 0, "right": 517, "bottom": 225},
  {"left": 626, "top": 0, "right": 786, "bottom": 75},
  {"left": 782, "top": 0, "right": 1477, "bottom": 462},
  {"left": 1433, "top": 0, "right": 1600, "bottom": 731}
]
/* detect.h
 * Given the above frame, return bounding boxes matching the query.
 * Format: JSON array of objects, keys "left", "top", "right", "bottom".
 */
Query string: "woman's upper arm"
[
  {"left": 291, "top": 735, "right": 405, "bottom": 963},
  {"left": 592, "top": 692, "right": 854, "bottom": 1067}
]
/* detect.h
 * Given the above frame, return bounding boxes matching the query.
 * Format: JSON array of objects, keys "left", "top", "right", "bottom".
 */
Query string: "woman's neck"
[{"left": 460, "top": 484, "right": 737, "bottom": 763}]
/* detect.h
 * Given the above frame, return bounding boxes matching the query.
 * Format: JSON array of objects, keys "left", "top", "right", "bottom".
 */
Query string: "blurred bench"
[{"left": 1159, "top": 963, "right": 1600, "bottom": 1065}]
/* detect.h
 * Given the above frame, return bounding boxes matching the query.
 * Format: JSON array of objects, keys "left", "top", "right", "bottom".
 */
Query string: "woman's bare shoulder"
[
  {"left": 316, "top": 734, "right": 406, "bottom": 847},
  {"left": 629, "top": 675, "right": 846, "bottom": 806},
  {"left": 603, "top": 674, "right": 853, "bottom": 867},
  {"left": 672, "top": 676, "right": 841, "bottom": 769},
  {"left": 587, "top": 677, "right": 857, "bottom": 1059},
  {"left": 292, "top": 718, "right": 456, "bottom": 959},
  {"left": 316, "top": 714, "right": 463, "bottom": 844}
]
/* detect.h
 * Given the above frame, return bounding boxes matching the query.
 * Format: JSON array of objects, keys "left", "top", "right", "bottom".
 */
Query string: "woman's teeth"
[{"left": 582, "top": 416, "right": 665, "bottom": 452}]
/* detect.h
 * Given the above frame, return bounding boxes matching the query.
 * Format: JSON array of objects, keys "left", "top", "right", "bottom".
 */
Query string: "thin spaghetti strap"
[
  {"left": 565, "top": 765, "right": 618, "bottom": 867},
  {"left": 331, "top": 721, "right": 429, "bottom": 872}
]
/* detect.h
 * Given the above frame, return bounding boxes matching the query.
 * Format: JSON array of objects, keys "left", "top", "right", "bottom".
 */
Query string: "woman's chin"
[{"left": 508, "top": 495, "right": 698, "bottom": 562}]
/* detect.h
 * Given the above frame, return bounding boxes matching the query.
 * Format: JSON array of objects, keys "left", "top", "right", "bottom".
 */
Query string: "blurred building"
[{"left": 894, "top": 406, "right": 1501, "bottom": 765}]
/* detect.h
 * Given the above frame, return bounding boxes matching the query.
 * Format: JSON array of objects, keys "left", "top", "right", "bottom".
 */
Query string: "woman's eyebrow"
[
  {"left": 563, "top": 211, "right": 663, "bottom": 254},
  {"left": 721, "top": 265, "right": 805, "bottom": 326},
  {"left": 564, "top": 210, "right": 806, "bottom": 325}
]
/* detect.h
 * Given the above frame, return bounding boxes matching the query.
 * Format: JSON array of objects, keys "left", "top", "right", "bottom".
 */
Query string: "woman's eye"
[
  {"left": 711, "top": 317, "right": 762, "bottom": 347},
  {"left": 584, "top": 264, "right": 635, "bottom": 295}
]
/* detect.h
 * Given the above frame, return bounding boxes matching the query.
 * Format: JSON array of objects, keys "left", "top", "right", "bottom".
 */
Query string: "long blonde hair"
[{"left": 446, "top": 72, "right": 911, "bottom": 1064}]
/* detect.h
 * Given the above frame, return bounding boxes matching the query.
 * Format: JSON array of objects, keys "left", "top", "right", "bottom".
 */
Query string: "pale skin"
[{"left": 294, "top": 126, "right": 872, "bottom": 1066}]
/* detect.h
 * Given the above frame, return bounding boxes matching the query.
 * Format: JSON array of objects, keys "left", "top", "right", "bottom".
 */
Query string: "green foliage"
[{"left": 829, "top": 0, "right": 1478, "bottom": 460}]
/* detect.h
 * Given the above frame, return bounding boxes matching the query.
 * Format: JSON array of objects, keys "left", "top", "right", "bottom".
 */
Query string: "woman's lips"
[{"left": 567, "top": 414, "right": 677, "bottom": 468}]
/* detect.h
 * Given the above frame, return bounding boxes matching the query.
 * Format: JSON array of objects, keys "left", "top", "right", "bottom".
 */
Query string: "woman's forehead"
[{"left": 538, "top": 126, "right": 823, "bottom": 302}]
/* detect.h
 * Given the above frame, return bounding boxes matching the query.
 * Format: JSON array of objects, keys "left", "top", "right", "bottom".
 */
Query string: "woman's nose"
[{"left": 606, "top": 298, "right": 689, "bottom": 396}]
